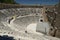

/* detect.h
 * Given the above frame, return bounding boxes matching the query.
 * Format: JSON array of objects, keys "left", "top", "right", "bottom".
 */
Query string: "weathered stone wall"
[{"left": 45, "top": 5, "right": 60, "bottom": 38}]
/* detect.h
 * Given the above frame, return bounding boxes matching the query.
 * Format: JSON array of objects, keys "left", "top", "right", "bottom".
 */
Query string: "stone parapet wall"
[{"left": 0, "top": 3, "right": 43, "bottom": 9}]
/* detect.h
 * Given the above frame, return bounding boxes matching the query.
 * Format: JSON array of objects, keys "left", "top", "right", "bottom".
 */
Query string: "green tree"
[{"left": 0, "top": 0, "right": 17, "bottom": 4}]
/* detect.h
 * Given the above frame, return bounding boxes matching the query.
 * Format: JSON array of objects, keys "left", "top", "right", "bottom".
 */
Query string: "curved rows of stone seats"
[
  {"left": 0, "top": 29, "right": 60, "bottom": 40},
  {"left": 0, "top": 8, "right": 60, "bottom": 40},
  {"left": 13, "top": 16, "right": 40, "bottom": 31},
  {"left": 0, "top": 8, "right": 42, "bottom": 17},
  {"left": 0, "top": 31, "right": 60, "bottom": 40},
  {"left": 0, "top": 8, "right": 49, "bottom": 34},
  {"left": 0, "top": 8, "right": 41, "bottom": 33},
  {"left": 0, "top": 9, "right": 18, "bottom": 17},
  {"left": 0, "top": 8, "right": 42, "bottom": 32},
  {"left": 0, "top": 12, "right": 16, "bottom": 33},
  {"left": 0, "top": 12, "right": 7, "bottom": 21},
  {"left": 0, "top": 21, "right": 13, "bottom": 31}
]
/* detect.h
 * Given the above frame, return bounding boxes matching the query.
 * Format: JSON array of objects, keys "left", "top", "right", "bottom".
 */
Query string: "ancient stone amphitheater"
[{"left": 0, "top": 4, "right": 60, "bottom": 40}]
